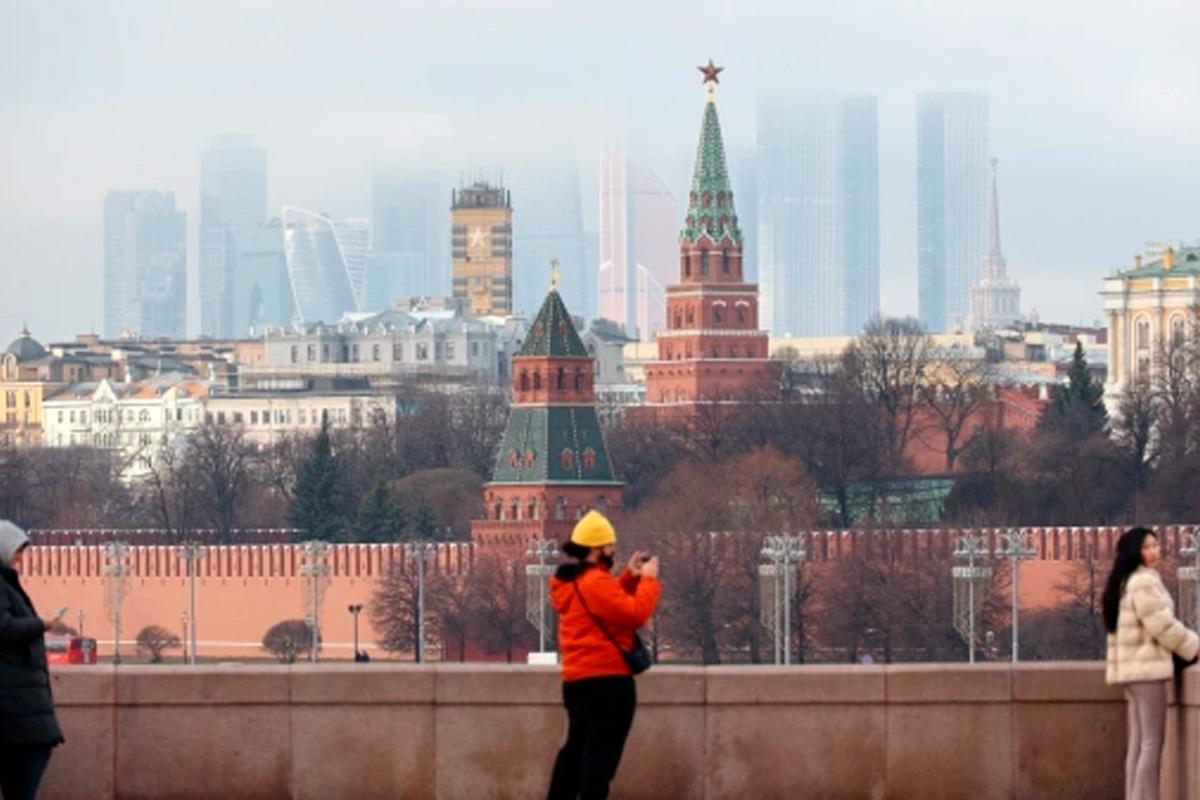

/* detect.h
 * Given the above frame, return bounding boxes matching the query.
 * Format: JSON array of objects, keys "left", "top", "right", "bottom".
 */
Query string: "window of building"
[
  {"left": 351, "top": 344, "right": 361, "bottom": 362},
  {"left": 372, "top": 344, "right": 381, "bottom": 362},
  {"left": 251, "top": 411, "right": 258, "bottom": 424},
  {"left": 713, "top": 307, "right": 723, "bottom": 325},
  {"left": 582, "top": 448, "right": 596, "bottom": 470},
  {"left": 574, "top": 368, "right": 584, "bottom": 391},
  {"left": 737, "top": 308, "right": 747, "bottom": 324},
  {"left": 307, "top": 344, "right": 317, "bottom": 362},
  {"left": 554, "top": 497, "right": 567, "bottom": 520},
  {"left": 262, "top": 409, "right": 270, "bottom": 424},
  {"left": 1136, "top": 316, "right": 1151, "bottom": 351},
  {"left": 721, "top": 251, "right": 729, "bottom": 275},
  {"left": 700, "top": 251, "right": 709, "bottom": 277},
  {"left": 525, "top": 450, "right": 535, "bottom": 468},
  {"left": 299, "top": 410, "right": 307, "bottom": 425},
  {"left": 393, "top": 343, "right": 403, "bottom": 361},
  {"left": 291, "top": 345, "right": 299, "bottom": 364},
  {"left": 1170, "top": 315, "right": 1187, "bottom": 349},
  {"left": 217, "top": 412, "right": 226, "bottom": 424},
  {"left": 508, "top": 450, "right": 519, "bottom": 467},
  {"left": 533, "top": 371, "right": 542, "bottom": 391},
  {"left": 80, "top": 411, "right": 87, "bottom": 425},
  {"left": 561, "top": 449, "right": 574, "bottom": 470},
  {"left": 471, "top": 342, "right": 479, "bottom": 357},
  {"left": 233, "top": 412, "right": 243, "bottom": 424},
  {"left": 445, "top": 342, "right": 456, "bottom": 360},
  {"left": 322, "top": 343, "right": 330, "bottom": 362},
  {"left": 556, "top": 368, "right": 565, "bottom": 391},
  {"left": 4, "top": 391, "right": 14, "bottom": 407},
  {"left": 417, "top": 343, "right": 428, "bottom": 361},
  {"left": 69, "top": 410, "right": 75, "bottom": 423},
  {"left": 520, "top": 371, "right": 529, "bottom": 392}
]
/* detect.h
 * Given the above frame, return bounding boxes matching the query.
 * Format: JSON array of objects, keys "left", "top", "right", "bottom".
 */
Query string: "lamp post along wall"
[
  {"left": 953, "top": 533, "right": 992, "bottom": 664},
  {"left": 175, "top": 543, "right": 207, "bottom": 666},
  {"left": 526, "top": 539, "right": 560, "bottom": 654},
  {"left": 760, "top": 534, "right": 807, "bottom": 665},
  {"left": 994, "top": 529, "right": 1037, "bottom": 663},
  {"left": 402, "top": 541, "right": 440, "bottom": 663},
  {"left": 1179, "top": 532, "right": 1200, "bottom": 631},
  {"left": 102, "top": 541, "right": 131, "bottom": 665},
  {"left": 299, "top": 541, "right": 332, "bottom": 663}
]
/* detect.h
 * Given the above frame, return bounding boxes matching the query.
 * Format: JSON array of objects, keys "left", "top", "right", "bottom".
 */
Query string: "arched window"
[
  {"left": 713, "top": 307, "right": 723, "bottom": 325},
  {"left": 674, "top": 313, "right": 683, "bottom": 329},
  {"left": 700, "top": 251, "right": 710, "bottom": 277},
  {"left": 519, "top": 371, "right": 529, "bottom": 392},
  {"left": 561, "top": 449, "right": 574, "bottom": 470},
  {"left": 554, "top": 497, "right": 567, "bottom": 520},
  {"left": 494, "top": 503, "right": 503, "bottom": 520},
  {"left": 582, "top": 448, "right": 596, "bottom": 470},
  {"left": 737, "top": 308, "right": 747, "bottom": 325},
  {"left": 511, "top": 499, "right": 521, "bottom": 520},
  {"left": 574, "top": 368, "right": 584, "bottom": 391},
  {"left": 533, "top": 371, "right": 542, "bottom": 391},
  {"left": 686, "top": 308, "right": 695, "bottom": 325},
  {"left": 556, "top": 368, "right": 565, "bottom": 391},
  {"left": 1136, "top": 316, "right": 1151, "bottom": 350},
  {"left": 1170, "top": 314, "right": 1187, "bottom": 349},
  {"left": 524, "top": 450, "right": 536, "bottom": 468},
  {"left": 528, "top": 498, "right": 538, "bottom": 520}
]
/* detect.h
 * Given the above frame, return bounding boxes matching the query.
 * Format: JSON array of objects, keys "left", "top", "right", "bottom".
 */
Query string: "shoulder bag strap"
[{"left": 573, "top": 578, "right": 629, "bottom": 656}]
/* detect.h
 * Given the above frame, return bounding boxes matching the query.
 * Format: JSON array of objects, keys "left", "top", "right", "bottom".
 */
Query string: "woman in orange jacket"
[{"left": 546, "top": 510, "right": 660, "bottom": 800}]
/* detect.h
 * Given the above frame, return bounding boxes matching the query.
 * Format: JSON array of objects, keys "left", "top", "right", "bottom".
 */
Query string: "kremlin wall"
[{"left": 23, "top": 525, "right": 1199, "bottom": 662}]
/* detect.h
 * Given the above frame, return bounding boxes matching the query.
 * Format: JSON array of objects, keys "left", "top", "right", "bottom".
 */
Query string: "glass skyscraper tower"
[
  {"left": 199, "top": 134, "right": 268, "bottom": 338},
  {"left": 103, "top": 191, "right": 187, "bottom": 339},
  {"left": 917, "top": 93, "right": 989, "bottom": 333},
  {"left": 756, "top": 93, "right": 879, "bottom": 337}
]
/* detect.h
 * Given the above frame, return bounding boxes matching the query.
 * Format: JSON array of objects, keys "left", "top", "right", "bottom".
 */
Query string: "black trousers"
[
  {"left": 547, "top": 676, "right": 637, "bottom": 800},
  {"left": 0, "top": 744, "right": 53, "bottom": 800}
]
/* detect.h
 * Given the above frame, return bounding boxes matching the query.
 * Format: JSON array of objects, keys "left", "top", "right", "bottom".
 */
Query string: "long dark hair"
[{"left": 1102, "top": 527, "right": 1157, "bottom": 633}]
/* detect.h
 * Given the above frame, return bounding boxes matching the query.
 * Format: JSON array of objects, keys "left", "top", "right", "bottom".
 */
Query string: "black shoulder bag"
[{"left": 572, "top": 580, "right": 653, "bottom": 675}]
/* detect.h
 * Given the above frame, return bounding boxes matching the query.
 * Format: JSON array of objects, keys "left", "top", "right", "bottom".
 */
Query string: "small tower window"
[
  {"left": 713, "top": 307, "right": 723, "bottom": 325},
  {"left": 556, "top": 367, "right": 566, "bottom": 391},
  {"left": 554, "top": 497, "right": 567, "bottom": 520},
  {"left": 561, "top": 449, "right": 574, "bottom": 470},
  {"left": 508, "top": 450, "right": 519, "bottom": 468},
  {"left": 533, "top": 372, "right": 542, "bottom": 391},
  {"left": 574, "top": 368, "right": 584, "bottom": 391},
  {"left": 582, "top": 448, "right": 597, "bottom": 470},
  {"left": 520, "top": 371, "right": 529, "bottom": 392},
  {"left": 525, "top": 450, "right": 536, "bottom": 468}
]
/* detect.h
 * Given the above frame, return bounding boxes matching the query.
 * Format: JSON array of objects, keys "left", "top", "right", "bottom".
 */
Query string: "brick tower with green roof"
[
  {"left": 644, "top": 61, "right": 782, "bottom": 406},
  {"left": 472, "top": 277, "right": 623, "bottom": 554}
]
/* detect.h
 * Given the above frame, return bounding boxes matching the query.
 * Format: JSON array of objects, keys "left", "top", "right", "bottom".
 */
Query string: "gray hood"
[{"left": 0, "top": 520, "right": 29, "bottom": 568}]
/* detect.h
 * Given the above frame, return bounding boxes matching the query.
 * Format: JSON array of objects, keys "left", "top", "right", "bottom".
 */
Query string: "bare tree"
[
  {"left": 262, "top": 619, "right": 315, "bottom": 664},
  {"left": 370, "top": 565, "right": 425, "bottom": 657},
  {"left": 142, "top": 440, "right": 202, "bottom": 544},
  {"left": 136, "top": 624, "right": 182, "bottom": 663},
  {"left": 917, "top": 351, "right": 995, "bottom": 473},
  {"left": 187, "top": 423, "right": 253, "bottom": 543},
  {"left": 472, "top": 558, "right": 531, "bottom": 663}
]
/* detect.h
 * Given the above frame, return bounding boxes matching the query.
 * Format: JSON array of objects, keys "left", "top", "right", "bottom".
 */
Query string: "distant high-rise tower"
[
  {"left": 969, "top": 159, "right": 1021, "bottom": 330},
  {"left": 451, "top": 181, "right": 513, "bottom": 317},
  {"left": 368, "top": 172, "right": 447, "bottom": 309},
  {"left": 281, "top": 207, "right": 360, "bottom": 324},
  {"left": 103, "top": 191, "right": 187, "bottom": 339},
  {"left": 333, "top": 217, "right": 371, "bottom": 310},
  {"left": 643, "top": 62, "right": 782, "bottom": 406},
  {"left": 199, "top": 135, "right": 268, "bottom": 338},
  {"left": 597, "top": 150, "right": 677, "bottom": 341},
  {"left": 917, "top": 93, "right": 989, "bottom": 332},
  {"left": 757, "top": 93, "right": 879, "bottom": 336},
  {"left": 511, "top": 167, "right": 590, "bottom": 320}
]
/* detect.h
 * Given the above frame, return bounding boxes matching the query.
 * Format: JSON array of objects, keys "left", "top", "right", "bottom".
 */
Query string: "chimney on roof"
[
  {"left": 1134, "top": 255, "right": 1143, "bottom": 269},
  {"left": 1163, "top": 248, "right": 1175, "bottom": 271}
]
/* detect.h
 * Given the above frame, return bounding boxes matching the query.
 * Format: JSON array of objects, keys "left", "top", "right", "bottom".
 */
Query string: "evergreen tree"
[
  {"left": 1039, "top": 341, "right": 1108, "bottom": 440},
  {"left": 406, "top": 495, "right": 441, "bottom": 540},
  {"left": 289, "top": 420, "right": 344, "bottom": 541},
  {"left": 354, "top": 480, "right": 407, "bottom": 542}
]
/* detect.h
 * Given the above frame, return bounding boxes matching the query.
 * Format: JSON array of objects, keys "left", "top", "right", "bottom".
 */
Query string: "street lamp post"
[
  {"left": 174, "top": 543, "right": 207, "bottom": 665},
  {"left": 180, "top": 611, "right": 189, "bottom": 664},
  {"left": 348, "top": 604, "right": 363, "bottom": 661},
  {"left": 760, "top": 534, "right": 807, "bottom": 665},
  {"left": 402, "top": 541, "right": 440, "bottom": 663},
  {"left": 994, "top": 529, "right": 1037, "bottom": 662},
  {"left": 953, "top": 533, "right": 992, "bottom": 664},
  {"left": 526, "top": 539, "right": 560, "bottom": 654},
  {"left": 77, "top": 609, "right": 85, "bottom": 638},
  {"left": 102, "top": 541, "right": 131, "bottom": 666},
  {"left": 299, "top": 541, "right": 332, "bottom": 663}
]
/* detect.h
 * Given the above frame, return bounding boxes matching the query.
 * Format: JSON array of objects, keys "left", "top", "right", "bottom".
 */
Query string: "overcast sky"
[{"left": 2, "top": 0, "right": 1198, "bottom": 342}]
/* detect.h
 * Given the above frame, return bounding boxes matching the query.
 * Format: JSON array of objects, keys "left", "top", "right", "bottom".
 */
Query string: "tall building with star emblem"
[
  {"left": 643, "top": 61, "right": 782, "bottom": 406},
  {"left": 451, "top": 180, "right": 513, "bottom": 317}
]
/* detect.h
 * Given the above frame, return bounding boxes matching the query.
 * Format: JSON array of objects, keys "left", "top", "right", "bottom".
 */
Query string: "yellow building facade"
[
  {"left": 1101, "top": 246, "right": 1200, "bottom": 396},
  {"left": 451, "top": 182, "right": 513, "bottom": 317}
]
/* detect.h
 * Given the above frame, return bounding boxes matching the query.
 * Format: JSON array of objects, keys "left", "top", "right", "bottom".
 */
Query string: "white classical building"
[
  {"left": 201, "top": 391, "right": 396, "bottom": 446},
  {"left": 969, "top": 159, "right": 1021, "bottom": 331},
  {"left": 1101, "top": 245, "right": 1200, "bottom": 402},
  {"left": 42, "top": 373, "right": 208, "bottom": 478}
]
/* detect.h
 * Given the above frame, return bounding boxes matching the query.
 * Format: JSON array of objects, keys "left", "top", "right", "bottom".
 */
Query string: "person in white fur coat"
[{"left": 1104, "top": 527, "right": 1200, "bottom": 800}]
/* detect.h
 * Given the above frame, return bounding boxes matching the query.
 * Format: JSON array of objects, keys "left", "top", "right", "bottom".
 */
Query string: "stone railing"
[{"left": 41, "top": 663, "right": 1200, "bottom": 799}]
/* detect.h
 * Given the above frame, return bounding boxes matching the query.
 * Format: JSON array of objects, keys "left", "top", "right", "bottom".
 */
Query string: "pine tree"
[
  {"left": 1039, "top": 341, "right": 1108, "bottom": 440},
  {"left": 406, "top": 495, "right": 441, "bottom": 541},
  {"left": 354, "top": 481, "right": 407, "bottom": 543},
  {"left": 289, "top": 420, "right": 344, "bottom": 541}
]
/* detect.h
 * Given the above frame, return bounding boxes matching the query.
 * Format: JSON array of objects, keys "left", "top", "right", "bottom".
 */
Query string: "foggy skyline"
[{"left": 3, "top": 0, "right": 1199, "bottom": 341}]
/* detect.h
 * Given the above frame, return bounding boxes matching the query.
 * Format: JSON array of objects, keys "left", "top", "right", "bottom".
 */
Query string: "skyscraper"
[
  {"left": 232, "top": 217, "right": 292, "bottom": 334},
  {"left": 597, "top": 149, "right": 678, "bottom": 341},
  {"left": 969, "top": 159, "right": 1021, "bottom": 329},
  {"left": 103, "top": 191, "right": 187, "bottom": 339},
  {"left": 756, "top": 93, "right": 879, "bottom": 337},
  {"left": 281, "top": 207, "right": 360, "bottom": 325},
  {"left": 333, "top": 217, "right": 371, "bottom": 310},
  {"left": 199, "top": 135, "right": 268, "bottom": 338},
  {"left": 917, "top": 93, "right": 990, "bottom": 333},
  {"left": 451, "top": 181, "right": 513, "bottom": 317},
  {"left": 369, "top": 172, "right": 447, "bottom": 309},
  {"left": 510, "top": 167, "right": 590, "bottom": 321}
]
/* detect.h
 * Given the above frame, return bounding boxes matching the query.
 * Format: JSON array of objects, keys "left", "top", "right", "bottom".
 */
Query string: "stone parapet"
[{"left": 39, "top": 662, "right": 1200, "bottom": 799}]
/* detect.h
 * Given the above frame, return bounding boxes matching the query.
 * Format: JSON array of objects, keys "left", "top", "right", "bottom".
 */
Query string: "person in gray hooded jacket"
[{"left": 0, "top": 520, "right": 63, "bottom": 800}]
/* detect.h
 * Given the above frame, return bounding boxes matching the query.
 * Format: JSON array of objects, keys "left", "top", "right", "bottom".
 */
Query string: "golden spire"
[{"left": 549, "top": 258, "right": 561, "bottom": 291}]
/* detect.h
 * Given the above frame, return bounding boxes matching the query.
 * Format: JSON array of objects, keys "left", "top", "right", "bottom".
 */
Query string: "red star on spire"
[{"left": 697, "top": 59, "right": 724, "bottom": 86}]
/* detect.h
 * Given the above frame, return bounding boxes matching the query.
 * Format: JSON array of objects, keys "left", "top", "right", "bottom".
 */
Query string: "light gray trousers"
[{"left": 1125, "top": 680, "right": 1167, "bottom": 800}]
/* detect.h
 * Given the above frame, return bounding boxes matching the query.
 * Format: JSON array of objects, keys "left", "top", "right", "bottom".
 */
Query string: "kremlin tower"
[
  {"left": 472, "top": 270, "right": 623, "bottom": 555},
  {"left": 644, "top": 61, "right": 782, "bottom": 406}
]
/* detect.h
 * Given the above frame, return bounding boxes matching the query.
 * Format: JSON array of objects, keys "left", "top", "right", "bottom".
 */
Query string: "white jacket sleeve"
[{"left": 1130, "top": 575, "right": 1200, "bottom": 660}]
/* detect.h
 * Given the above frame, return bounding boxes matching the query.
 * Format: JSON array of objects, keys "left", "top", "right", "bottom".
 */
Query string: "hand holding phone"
[{"left": 54, "top": 605, "right": 68, "bottom": 620}]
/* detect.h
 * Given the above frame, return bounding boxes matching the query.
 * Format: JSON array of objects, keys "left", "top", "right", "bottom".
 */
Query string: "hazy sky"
[{"left": 2, "top": 0, "right": 1199, "bottom": 342}]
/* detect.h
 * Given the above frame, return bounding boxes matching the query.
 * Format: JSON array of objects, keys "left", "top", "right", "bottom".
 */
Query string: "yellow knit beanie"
[{"left": 570, "top": 510, "right": 616, "bottom": 548}]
